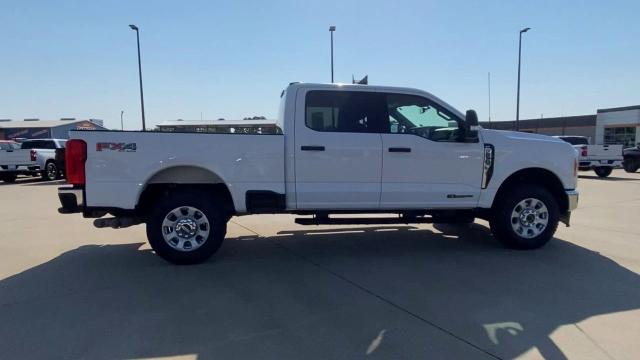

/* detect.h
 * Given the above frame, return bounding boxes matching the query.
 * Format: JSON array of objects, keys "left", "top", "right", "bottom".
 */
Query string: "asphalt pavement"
[{"left": 0, "top": 170, "right": 639, "bottom": 359}]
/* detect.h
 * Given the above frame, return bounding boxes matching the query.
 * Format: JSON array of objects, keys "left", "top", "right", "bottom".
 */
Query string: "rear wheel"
[
  {"left": 623, "top": 159, "right": 638, "bottom": 173},
  {"left": 42, "top": 162, "right": 59, "bottom": 181},
  {"left": 490, "top": 185, "right": 559, "bottom": 250},
  {"left": 594, "top": 166, "right": 612, "bottom": 178},
  {"left": 146, "top": 191, "right": 227, "bottom": 264}
]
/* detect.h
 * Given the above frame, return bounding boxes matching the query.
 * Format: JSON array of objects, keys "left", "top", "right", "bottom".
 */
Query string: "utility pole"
[
  {"left": 129, "top": 24, "right": 146, "bottom": 131},
  {"left": 488, "top": 72, "right": 491, "bottom": 129},
  {"left": 516, "top": 27, "right": 531, "bottom": 131},
  {"left": 329, "top": 26, "right": 336, "bottom": 83},
  {"left": 120, "top": 110, "right": 124, "bottom": 130}
]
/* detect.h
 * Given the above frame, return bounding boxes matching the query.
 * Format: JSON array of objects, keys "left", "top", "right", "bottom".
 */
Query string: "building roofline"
[{"left": 597, "top": 105, "right": 640, "bottom": 113}]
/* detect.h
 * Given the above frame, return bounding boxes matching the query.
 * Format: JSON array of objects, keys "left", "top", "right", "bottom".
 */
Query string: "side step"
[{"left": 295, "top": 216, "right": 433, "bottom": 226}]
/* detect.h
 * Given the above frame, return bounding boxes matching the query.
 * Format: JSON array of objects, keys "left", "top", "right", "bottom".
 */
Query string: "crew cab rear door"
[
  {"left": 379, "top": 92, "right": 483, "bottom": 208},
  {"left": 294, "top": 89, "right": 385, "bottom": 209}
]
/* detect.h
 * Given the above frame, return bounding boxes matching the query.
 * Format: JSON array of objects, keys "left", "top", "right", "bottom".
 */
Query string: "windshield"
[{"left": 559, "top": 136, "right": 588, "bottom": 145}]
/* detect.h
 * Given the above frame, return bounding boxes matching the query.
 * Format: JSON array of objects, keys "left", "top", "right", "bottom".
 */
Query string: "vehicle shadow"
[
  {"left": 0, "top": 176, "right": 41, "bottom": 186},
  {"left": 578, "top": 174, "right": 638, "bottom": 181},
  {"left": 20, "top": 179, "right": 65, "bottom": 186},
  {"left": 1, "top": 226, "right": 638, "bottom": 359}
]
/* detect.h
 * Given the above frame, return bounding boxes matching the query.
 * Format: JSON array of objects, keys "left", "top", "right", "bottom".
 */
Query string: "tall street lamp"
[
  {"left": 516, "top": 27, "right": 530, "bottom": 131},
  {"left": 120, "top": 110, "right": 124, "bottom": 130},
  {"left": 129, "top": 24, "right": 146, "bottom": 131},
  {"left": 329, "top": 26, "right": 336, "bottom": 83}
]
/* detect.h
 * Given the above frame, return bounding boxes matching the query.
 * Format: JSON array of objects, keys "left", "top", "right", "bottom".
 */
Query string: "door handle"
[
  {"left": 388, "top": 147, "right": 411, "bottom": 153},
  {"left": 301, "top": 145, "right": 325, "bottom": 151}
]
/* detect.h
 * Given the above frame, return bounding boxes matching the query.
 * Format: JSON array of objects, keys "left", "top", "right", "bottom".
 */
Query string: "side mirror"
[{"left": 458, "top": 110, "right": 479, "bottom": 142}]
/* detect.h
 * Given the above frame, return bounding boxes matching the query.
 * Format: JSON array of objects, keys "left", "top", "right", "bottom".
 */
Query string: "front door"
[
  {"left": 294, "top": 89, "right": 385, "bottom": 209},
  {"left": 379, "top": 93, "right": 484, "bottom": 209}
]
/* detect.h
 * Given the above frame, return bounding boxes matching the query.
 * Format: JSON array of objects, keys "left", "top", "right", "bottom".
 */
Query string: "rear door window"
[{"left": 305, "top": 91, "right": 385, "bottom": 133}]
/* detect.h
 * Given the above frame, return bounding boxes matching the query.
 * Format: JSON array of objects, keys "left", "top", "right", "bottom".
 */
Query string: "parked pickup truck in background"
[
  {"left": 555, "top": 136, "right": 623, "bottom": 178},
  {"left": 20, "top": 139, "right": 67, "bottom": 181},
  {"left": 0, "top": 140, "right": 37, "bottom": 183},
  {"left": 623, "top": 145, "right": 640, "bottom": 173},
  {"left": 57, "top": 83, "right": 579, "bottom": 264}
]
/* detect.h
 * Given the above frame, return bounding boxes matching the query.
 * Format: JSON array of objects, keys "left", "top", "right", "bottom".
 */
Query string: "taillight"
[
  {"left": 580, "top": 146, "right": 587, "bottom": 157},
  {"left": 30, "top": 149, "right": 37, "bottom": 161},
  {"left": 65, "top": 139, "right": 87, "bottom": 185}
]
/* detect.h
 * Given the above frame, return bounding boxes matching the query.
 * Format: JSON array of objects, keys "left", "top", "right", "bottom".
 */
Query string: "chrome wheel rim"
[
  {"left": 161, "top": 206, "right": 210, "bottom": 252},
  {"left": 510, "top": 198, "right": 549, "bottom": 239},
  {"left": 47, "top": 164, "right": 57, "bottom": 180}
]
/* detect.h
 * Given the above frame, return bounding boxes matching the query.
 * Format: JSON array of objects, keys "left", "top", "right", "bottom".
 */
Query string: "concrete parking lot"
[{"left": 0, "top": 170, "right": 639, "bottom": 360}]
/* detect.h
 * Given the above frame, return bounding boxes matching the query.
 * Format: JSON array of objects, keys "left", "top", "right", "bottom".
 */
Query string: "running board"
[{"left": 295, "top": 216, "right": 433, "bottom": 226}]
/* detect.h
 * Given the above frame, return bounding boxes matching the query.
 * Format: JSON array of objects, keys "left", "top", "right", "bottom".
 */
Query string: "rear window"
[
  {"left": 20, "top": 140, "right": 56, "bottom": 149},
  {"left": 559, "top": 137, "right": 588, "bottom": 145}
]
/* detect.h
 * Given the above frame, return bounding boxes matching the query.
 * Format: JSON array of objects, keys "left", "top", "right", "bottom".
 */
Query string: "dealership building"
[
  {"left": 481, "top": 105, "right": 640, "bottom": 147},
  {"left": 0, "top": 118, "right": 107, "bottom": 140}
]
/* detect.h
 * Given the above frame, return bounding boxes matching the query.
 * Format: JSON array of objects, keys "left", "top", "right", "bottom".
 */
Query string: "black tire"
[
  {"left": 146, "top": 191, "right": 227, "bottom": 264},
  {"left": 490, "top": 185, "right": 559, "bottom": 250},
  {"left": 42, "top": 161, "right": 58, "bottom": 181},
  {"left": 594, "top": 167, "right": 612, "bottom": 178},
  {"left": 623, "top": 160, "right": 638, "bottom": 173},
  {"left": 0, "top": 174, "right": 17, "bottom": 183}
]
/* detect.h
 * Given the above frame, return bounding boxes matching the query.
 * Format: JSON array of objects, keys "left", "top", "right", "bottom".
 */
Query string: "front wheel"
[
  {"left": 146, "top": 191, "right": 227, "bottom": 264},
  {"left": 594, "top": 166, "right": 613, "bottom": 178},
  {"left": 490, "top": 185, "right": 559, "bottom": 250}
]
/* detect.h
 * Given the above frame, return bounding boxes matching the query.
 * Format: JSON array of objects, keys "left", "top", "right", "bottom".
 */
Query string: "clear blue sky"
[{"left": 1, "top": 0, "right": 638, "bottom": 130}]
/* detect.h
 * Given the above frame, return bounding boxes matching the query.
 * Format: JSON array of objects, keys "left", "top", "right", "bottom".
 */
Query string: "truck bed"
[{"left": 72, "top": 130, "right": 285, "bottom": 212}]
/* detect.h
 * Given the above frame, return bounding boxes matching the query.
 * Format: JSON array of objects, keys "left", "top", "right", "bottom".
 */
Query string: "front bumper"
[{"left": 58, "top": 185, "right": 84, "bottom": 214}]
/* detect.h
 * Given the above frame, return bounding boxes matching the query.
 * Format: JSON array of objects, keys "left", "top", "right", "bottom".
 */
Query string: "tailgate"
[
  {"left": 0, "top": 149, "right": 34, "bottom": 168},
  {"left": 585, "top": 145, "right": 623, "bottom": 160}
]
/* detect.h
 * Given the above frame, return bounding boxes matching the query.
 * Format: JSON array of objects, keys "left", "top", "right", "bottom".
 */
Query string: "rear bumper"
[
  {"left": 579, "top": 160, "right": 623, "bottom": 168},
  {"left": 58, "top": 186, "right": 84, "bottom": 214}
]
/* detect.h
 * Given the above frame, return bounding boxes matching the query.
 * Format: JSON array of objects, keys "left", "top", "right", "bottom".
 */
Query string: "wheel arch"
[
  {"left": 492, "top": 167, "right": 568, "bottom": 214},
  {"left": 136, "top": 165, "right": 236, "bottom": 217}
]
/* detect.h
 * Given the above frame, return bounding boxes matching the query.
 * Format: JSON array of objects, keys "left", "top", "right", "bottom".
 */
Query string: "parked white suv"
[{"left": 57, "top": 83, "right": 579, "bottom": 264}]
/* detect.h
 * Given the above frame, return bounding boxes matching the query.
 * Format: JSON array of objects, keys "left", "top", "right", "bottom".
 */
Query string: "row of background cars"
[{"left": 0, "top": 139, "right": 66, "bottom": 183}]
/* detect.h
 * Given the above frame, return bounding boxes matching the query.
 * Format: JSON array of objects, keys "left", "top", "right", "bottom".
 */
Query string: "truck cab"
[{"left": 58, "top": 83, "right": 580, "bottom": 264}]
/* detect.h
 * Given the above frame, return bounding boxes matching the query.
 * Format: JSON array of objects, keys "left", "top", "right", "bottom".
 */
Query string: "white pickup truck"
[
  {"left": 555, "top": 136, "right": 623, "bottom": 178},
  {"left": 0, "top": 140, "right": 37, "bottom": 183},
  {"left": 58, "top": 83, "right": 579, "bottom": 264}
]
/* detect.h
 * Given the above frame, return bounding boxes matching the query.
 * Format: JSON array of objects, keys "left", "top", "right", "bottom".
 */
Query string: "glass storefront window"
[{"left": 604, "top": 127, "right": 636, "bottom": 147}]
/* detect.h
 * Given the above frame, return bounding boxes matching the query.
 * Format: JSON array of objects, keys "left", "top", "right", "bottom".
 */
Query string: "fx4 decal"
[{"left": 96, "top": 142, "right": 137, "bottom": 152}]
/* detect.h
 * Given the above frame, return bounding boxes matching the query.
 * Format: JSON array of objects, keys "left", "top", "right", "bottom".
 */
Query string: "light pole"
[
  {"left": 129, "top": 24, "right": 146, "bottom": 131},
  {"left": 120, "top": 110, "right": 124, "bottom": 130},
  {"left": 488, "top": 72, "right": 491, "bottom": 129},
  {"left": 516, "top": 27, "right": 530, "bottom": 131},
  {"left": 329, "top": 26, "right": 336, "bottom": 83}
]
